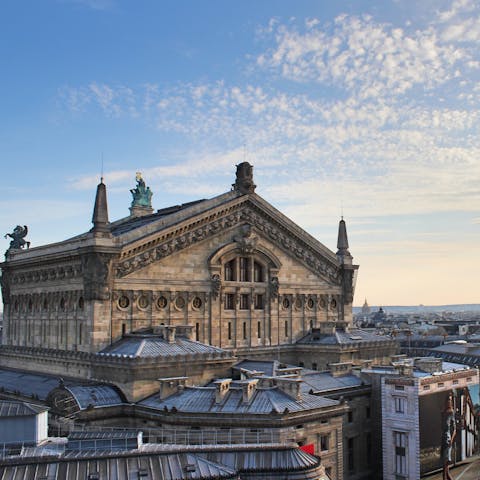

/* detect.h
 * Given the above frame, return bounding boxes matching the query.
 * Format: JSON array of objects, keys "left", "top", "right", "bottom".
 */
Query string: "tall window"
[
  {"left": 348, "top": 437, "right": 355, "bottom": 472},
  {"left": 224, "top": 259, "right": 235, "bottom": 281},
  {"left": 223, "top": 257, "right": 266, "bottom": 283},
  {"left": 394, "top": 432, "right": 407, "bottom": 476},
  {"left": 254, "top": 294, "right": 264, "bottom": 310},
  {"left": 257, "top": 321, "right": 261, "bottom": 338},
  {"left": 240, "top": 294, "right": 250, "bottom": 310},
  {"left": 228, "top": 322, "right": 232, "bottom": 340},
  {"left": 394, "top": 397, "right": 406, "bottom": 414},
  {"left": 225, "top": 294, "right": 235, "bottom": 310},
  {"left": 243, "top": 321, "right": 247, "bottom": 339},
  {"left": 239, "top": 257, "right": 249, "bottom": 281},
  {"left": 320, "top": 434, "right": 329, "bottom": 451},
  {"left": 253, "top": 261, "right": 263, "bottom": 282}
]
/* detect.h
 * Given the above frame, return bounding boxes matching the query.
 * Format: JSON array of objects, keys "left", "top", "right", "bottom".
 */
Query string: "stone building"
[
  {"left": 362, "top": 357, "right": 479, "bottom": 479},
  {"left": 0, "top": 163, "right": 374, "bottom": 396},
  {"left": 1, "top": 164, "right": 356, "bottom": 351}
]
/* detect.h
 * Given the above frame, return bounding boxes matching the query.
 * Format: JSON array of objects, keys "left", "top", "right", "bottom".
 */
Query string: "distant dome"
[{"left": 361, "top": 299, "right": 371, "bottom": 315}]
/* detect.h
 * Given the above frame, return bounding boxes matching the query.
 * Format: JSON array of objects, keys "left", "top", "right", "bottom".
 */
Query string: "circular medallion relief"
[
  {"left": 307, "top": 297, "right": 315, "bottom": 310},
  {"left": 330, "top": 298, "right": 337, "bottom": 310},
  {"left": 138, "top": 295, "right": 149, "bottom": 309},
  {"left": 156, "top": 296, "right": 168, "bottom": 309},
  {"left": 175, "top": 296, "right": 186, "bottom": 310},
  {"left": 118, "top": 295, "right": 130, "bottom": 309},
  {"left": 282, "top": 297, "right": 290, "bottom": 309},
  {"left": 294, "top": 297, "right": 303, "bottom": 310},
  {"left": 319, "top": 297, "right": 327, "bottom": 309},
  {"left": 192, "top": 297, "right": 202, "bottom": 309}
]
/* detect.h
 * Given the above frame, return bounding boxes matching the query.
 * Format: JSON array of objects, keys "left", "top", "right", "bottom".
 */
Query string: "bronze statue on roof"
[
  {"left": 130, "top": 172, "right": 153, "bottom": 208},
  {"left": 4, "top": 225, "right": 30, "bottom": 251}
]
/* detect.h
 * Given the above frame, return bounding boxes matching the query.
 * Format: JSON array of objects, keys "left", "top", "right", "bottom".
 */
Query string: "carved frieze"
[
  {"left": 0, "top": 270, "right": 11, "bottom": 304},
  {"left": 9, "top": 263, "right": 83, "bottom": 286},
  {"left": 115, "top": 201, "right": 340, "bottom": 284}
]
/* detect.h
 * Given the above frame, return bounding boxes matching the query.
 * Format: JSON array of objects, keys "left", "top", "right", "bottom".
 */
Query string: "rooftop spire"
[
  {"left": 91, "top": 178, "right": 110, "bottom": 235},
  {"left": 336, "top": 217, "right": 351, "bottom": 260}
]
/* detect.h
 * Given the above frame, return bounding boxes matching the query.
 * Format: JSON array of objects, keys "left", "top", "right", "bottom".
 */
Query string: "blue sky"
[{"left": 1, "top": 0, "right": 479, "bottom": 306}]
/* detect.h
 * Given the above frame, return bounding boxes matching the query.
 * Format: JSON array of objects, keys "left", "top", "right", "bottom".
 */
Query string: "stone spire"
[
  {"left": 233, "top": 162, "right": 256, "bottom": 194},
  {"left": 91, "top": 178, "right": 110, "bottom": 235},
  {"left": 336, "top": 217, "right": 351, "bottom": 261}
]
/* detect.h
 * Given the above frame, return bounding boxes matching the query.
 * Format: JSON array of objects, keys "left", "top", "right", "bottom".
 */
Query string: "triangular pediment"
[{"left": 114, "top": 193, "right": 341, "bottom": 285}]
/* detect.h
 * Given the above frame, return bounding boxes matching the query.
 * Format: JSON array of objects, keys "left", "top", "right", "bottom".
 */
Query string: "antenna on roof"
[{"left": 101, "top": 152, "right": 104, "bottom": 183}]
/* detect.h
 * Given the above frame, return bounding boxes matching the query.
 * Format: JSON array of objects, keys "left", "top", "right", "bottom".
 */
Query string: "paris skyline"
[{"left": 1, "top": 0, "right": 479, "bottom": 306}]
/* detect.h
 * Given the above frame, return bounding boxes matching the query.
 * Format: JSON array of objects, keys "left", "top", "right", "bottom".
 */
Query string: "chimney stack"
[
  {"left": 241, "top": 379, "right": 258, "bottom": 404},
  {"left": 158, "top": 377, "right": 188, "bottom": 400},
  {"left": 214, "top": 379, "right": 232, "bottom": 404}
]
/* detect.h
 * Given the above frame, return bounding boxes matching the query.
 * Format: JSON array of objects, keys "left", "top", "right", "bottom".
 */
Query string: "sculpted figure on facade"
[
  {"left": 4, "top": 225, "right": 30, "bottom": 251},
  {"left": 82, "top": 252, "right": 112, "bottom": 301}
]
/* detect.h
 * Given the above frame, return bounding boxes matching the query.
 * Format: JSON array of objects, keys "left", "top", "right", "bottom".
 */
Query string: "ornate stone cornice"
[
  {"left": 9, "top": 263, "right": 83, "bottom": 286},
  {"left": 115, "top": 200, "right": 341, "bottom": 284}
]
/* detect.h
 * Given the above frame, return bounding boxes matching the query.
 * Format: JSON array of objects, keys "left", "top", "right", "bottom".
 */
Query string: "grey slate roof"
[
  {"left": 140, "top": 382, "right": 338, "bottom": 414},
  {"left": 110, "top": 199, "right": 207, "bottom": 236},
  {"left": 199, "top": 446, "right": 322, "bottom": 477},
  {"left": 98, "top": 335, "right": 230, "bottom": 358},
  {"left": 0, "top": 367, "right": 125, "bottom": 407},
  {"left": 233, "top": 360, "right": 279, "bottom": 377},
  {"left": 0, "top": 368, "right": 62, "bottom": 400},
  {"left": 65, "top": 385, "right": 124, "bottom": 409},
  {"left": 0, "top": 444, "right": 328, "bottom": 480},
  {"left": 0, "top": 400, "right": 47, "bottom": 417},
  {"left": 301, "top": 371, "right": 365, "bottom": 393},
  {"left": 0, "top": 451, "right": 238, "bottom": 480},
  {"left": 297, "top": 328, "right": 393, "bottom": 345}
]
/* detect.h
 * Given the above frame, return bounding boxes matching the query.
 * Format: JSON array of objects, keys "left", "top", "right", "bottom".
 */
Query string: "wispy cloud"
[{"left": 58, "top": 1, "right": 480, "bottom": 224}]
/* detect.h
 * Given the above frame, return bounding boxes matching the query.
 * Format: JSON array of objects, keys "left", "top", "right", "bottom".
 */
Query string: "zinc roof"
[
  {"left": 199, "top": 446, "right": 320, "bottom": 475},
  {"left": 0, "top": 400, "right": 48, "bottom": 417},
  {"left": 298, "top": 328, "right": 393, "bottom": 345},
  {"left": 110, "top": 199, "right": 207, "bottom": 236},
  {"left": 301, "top": 371, "right": 364, "bottom": 393},
  {"left": 0, "top": 452, "right": 238, "bottom": 480},
  {"left": 65, "top": 385, "right": 124, "bottom": 409},
  {"left": 140, "top": 382, "right": 338, "bottom": 414},
  {"left": 99, "top": 336, "right": 230, "bottom": 358},
  {"left": 0, "top": 367, "right": 125, "bottom": 408}
]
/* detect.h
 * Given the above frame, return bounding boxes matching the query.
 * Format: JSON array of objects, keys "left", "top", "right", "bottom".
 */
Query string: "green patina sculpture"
[
  {"left": 130, "top": 172, "right": 153, "bottom": 208},
  {"left": 4, "top": 225, "right": 30, "bottom": 251}
]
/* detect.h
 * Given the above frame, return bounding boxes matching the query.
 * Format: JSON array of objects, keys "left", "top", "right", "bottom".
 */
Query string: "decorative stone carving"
[
  {"left": 211, "top": 274, "right": 221, "bottom": 299},
  {"left": 0, "top": 271, "right": 11, "bottom": 304},
  {"left": 342, "top": 267, "right": 355, "bottom": 304},
  {"left": 233, "top": 225, "right": 258, "bottom": 254},
  {"left": 232, "top": 162, "right": 256, "bottom": 194},
  {"left": 115, "top": 201, "right": 340, "bottom": 285},
  {"left": 270, "top": 276, "right": 279, "bottom": 297},
  {"left": 82, "top": 252, "right": 112, "bottom": 301}
]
